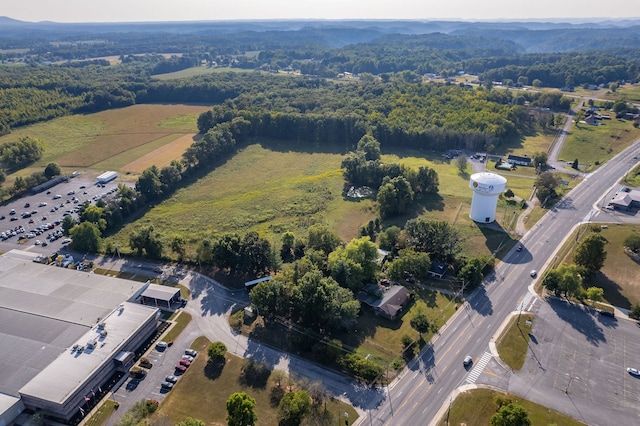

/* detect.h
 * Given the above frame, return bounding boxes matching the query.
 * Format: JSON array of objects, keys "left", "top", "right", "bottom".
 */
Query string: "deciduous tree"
[
  {"left": 574, "top": 233, "right": 607, "bottom": 271},
  {"left": 226, "top": 392, "right": 257, "bottom": 426}
]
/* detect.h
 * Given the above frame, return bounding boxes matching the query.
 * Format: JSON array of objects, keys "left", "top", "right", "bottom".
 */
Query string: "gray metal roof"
[
  {"left": 19, "top": 302, "right": 158, "bottom": 404},
  {"left": 141, "top": 283, "right": 180, "bottom": 301},
  {"left": 0, "top": 251, "right": 149, "bottom": 399}
]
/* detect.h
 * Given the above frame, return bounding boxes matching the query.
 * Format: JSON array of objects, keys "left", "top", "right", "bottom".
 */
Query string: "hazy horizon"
[{"left": 3, "top": 0, "right": 639, "bottom": 24}]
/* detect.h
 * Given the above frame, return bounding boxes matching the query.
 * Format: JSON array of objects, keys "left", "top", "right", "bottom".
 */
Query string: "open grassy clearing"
[
  {"left": 496, "top": 313, "right": 534, "bottom": 370},
  {"left": 92, "top": 133, "right": 183, "bottom": 173},
  {"left": 560, "top": 118, "right": 640, "bottom": 170},
  {"left": 154, "top": 337, "right": 357, "bottom": 426},
  {"left": 109, "top": 142, "right": 377, "bottom": 252},
  {"left": 121, "top": 133, "right": 198, "bottom": 174},
  {"left": 108, "top": 145, "right": 522, "bottom": 260},
  {"left": 55, "top": 105, "right": 209, "bottom": 167},
  {"left": 0, "top": 104, "right": 209, "bottom": 187},
  {"left": 441, "top": 388, "right": 585, "bottom": 426},
  {"left": 598, "top": 83, "right": 640, "bottom": 103},
  {"left": 162, "top": 311, "right": 192, "bottom": 343},
  {"left": 152, "top": 66, "right": 286, "bottom": 80},
  {"left": 623, "top": 164, "right": 640, "bottom": 187},
  {"left": 504, "top": 129, "right": 558, "bottom": 158}
]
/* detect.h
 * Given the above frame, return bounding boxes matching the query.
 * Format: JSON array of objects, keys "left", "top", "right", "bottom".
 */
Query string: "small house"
[
  {"left": 506, "top": 155, "right": 532, "bottom": 167},
  {"left": 357, "top": 284, "right": 411, "bottom": 320},
  {"left": 428, "top": 262, "right": 449, "bottom": 279}
]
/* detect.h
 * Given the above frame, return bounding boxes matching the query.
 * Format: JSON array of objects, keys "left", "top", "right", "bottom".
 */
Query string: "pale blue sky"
[{"left": 3, "top": 0, "right": 638, "bottom": 23}]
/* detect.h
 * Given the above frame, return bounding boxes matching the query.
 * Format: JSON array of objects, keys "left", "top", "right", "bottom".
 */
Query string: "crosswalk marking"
[
  {"left": 465, "top": 351, "right": 492, "bottom": 384},
  {"left": 516, "top": 293, "right": 537, "bottom": 312}
]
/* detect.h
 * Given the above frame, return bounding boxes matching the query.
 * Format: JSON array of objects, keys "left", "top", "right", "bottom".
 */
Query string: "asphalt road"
[{"left": 359, "top": 139, "right": 640, "bottom": 426}]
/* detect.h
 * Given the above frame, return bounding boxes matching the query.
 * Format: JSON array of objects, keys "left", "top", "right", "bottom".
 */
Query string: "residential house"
[
  {"left": 507, "top": 155, "right": 532, "bottom": 167},
  {"left": 357, "top": 284, "right": 411, "bottom": 320}
]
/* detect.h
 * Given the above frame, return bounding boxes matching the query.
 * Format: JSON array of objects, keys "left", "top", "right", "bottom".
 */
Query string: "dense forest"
[{"left": 0, "top": 17, "right": 637, "bottom": 151}]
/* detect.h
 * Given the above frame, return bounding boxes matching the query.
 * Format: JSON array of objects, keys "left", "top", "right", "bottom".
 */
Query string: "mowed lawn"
[
  {"left": 154, "top": 337, "right": 357, "bottom": 426},
  {"left": 582, "top": 224, "right": 640, "bottom": 309},
  {"left": 442, "top": 388, "right": 584, "bottom": 426}
]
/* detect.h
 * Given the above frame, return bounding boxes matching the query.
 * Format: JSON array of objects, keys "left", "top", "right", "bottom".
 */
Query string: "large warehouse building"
[{"left": 0, "top": 250, "right": 161, "bottom": 425}]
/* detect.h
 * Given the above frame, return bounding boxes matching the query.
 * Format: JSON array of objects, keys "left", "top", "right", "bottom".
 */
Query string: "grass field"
[
  {"left": 441, "top": 388, "right": 585, "bottom": 426},
  {"left": 496, "top": 313, "right": 534, "bottom": 370},
  {"left": 0, "top": 104, "right": 209, "bottom": 185},
  {"left": 560, "top": 118, "right": 640, "bottom": 171},
  {"left": 154, "top": 337, "right": 358, "bottom": 426},
  {"left": 581, "top": 224, "right": 640, "bottom": 309},
  {"left": 121, "top": 133, "right": 198, "bottom": 173},
  {"left": 597, "top": 83, "right": 640, "bottom": 103}
]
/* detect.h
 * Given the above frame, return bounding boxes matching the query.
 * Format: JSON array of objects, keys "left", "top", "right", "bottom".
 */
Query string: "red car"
[
  {"left": 179, "top": 359, "right": 191, "bottom": 367},
  {"left": 175, "top": 364, "right": 187, "bottom": 372}
]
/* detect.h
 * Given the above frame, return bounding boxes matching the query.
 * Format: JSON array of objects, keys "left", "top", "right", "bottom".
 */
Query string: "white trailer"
[{"left": 96, "top": 171, "right": 118, "bottom": 184}]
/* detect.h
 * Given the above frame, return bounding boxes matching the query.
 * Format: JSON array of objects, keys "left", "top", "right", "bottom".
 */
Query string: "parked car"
[
  {"left": 156, "top": 341, "right": 168, "bottom": 350},
  {"left": 627, "top": 367, "right": 640, "bottom": 377},
  {"left": 181, "top": 355, "right": 194, "bottom": 362},
  {"left": 184, "top": 349, "right": 198, "bottom": 357},
  {"left": 175, "top": 364, "right": 187, "bottom": 373},
  {"left": 165, "top": 375, "right": 178, "bottom": 383},
  {"left": 179, "top": 359, "right": 191, "bottom": 367},
  {"left": 516, "top": 244, "right": 523, "bottom": 252},
  {"left": 160, "top": 381, "right": 174, "bottom": 390}
]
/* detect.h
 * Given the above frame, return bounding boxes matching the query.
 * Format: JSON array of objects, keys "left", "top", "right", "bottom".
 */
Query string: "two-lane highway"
[{"left": 357, "top": 139, "right": 640, "bottom": 425}]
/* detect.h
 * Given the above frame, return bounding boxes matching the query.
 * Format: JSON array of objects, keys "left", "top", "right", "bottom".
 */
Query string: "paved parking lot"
[
  {"left": 111, "top": 342, "right": 196, "bottom": 411},
  {"left": 501, "top": 298, "right": 640, "bottom": 425},
  {"left": 0, "top": 175, "right": 127, "bottom": 256}
]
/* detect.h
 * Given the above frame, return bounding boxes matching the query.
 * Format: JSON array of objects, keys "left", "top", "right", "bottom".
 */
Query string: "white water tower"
[{"left": 469, "top": 172, "right": 507, "bottom": 223}]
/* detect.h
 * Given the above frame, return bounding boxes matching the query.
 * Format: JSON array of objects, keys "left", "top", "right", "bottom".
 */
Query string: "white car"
[
  {"left": 181, "top": 355, "right": 194, "bottom": 362},
  {"left": 463, "top": 355, "right": 473, "bottom": 366},
  {"left": 627, "top": 367, "right": 640, "bottom": 377},
  {"left": 35, "top": 240, "right": 41, "bottom": 245},
  {"left": 530, "top": 270, "right": 537, "bottom": 278}
]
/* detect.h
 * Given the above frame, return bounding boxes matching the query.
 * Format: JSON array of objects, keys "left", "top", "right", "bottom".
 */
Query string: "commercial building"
[
  {"left": 0, "top": 250, "right": 160, "bottom": 424},
  {"left": 96, "top": 171, "right": 118, "bottom": 184}
]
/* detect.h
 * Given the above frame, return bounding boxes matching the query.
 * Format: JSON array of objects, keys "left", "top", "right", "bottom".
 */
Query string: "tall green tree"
[
  {"left": 177, "top": 418, "right": 205, "bottom": 426},
  {"left": 208, "top": 341, "right": 227, "bottom": 362},
  {"left": 291, "top": 271, "right": 359, "bottom": 330},
  {"left": 44, "top": 162, "right": 61, "bottom": 178},
  {"left": 129, "top": 225, "right": 164, "bottom": 258},
  {"left": 226, "top": 392, "right": 257, "bottom": 426},
  {"left": 69, "top": 222, "right": 102, "bottom": 253},
  {"left": 377, "top": 175, "right": 414, "bottom": 218},
  {"left": 404, "top": 219, "right": 461, "bottom": 261},
  {"left": 490, "top": 402, "right": 531, "bottom": 426},
  {"left": 574, "top": 233, "right": 607, "bottom": 271},
  {"left": 250, "top": 279, "right": 289, "bottom": 320},
  {"left": 278, "top": 390, "right": 311, "bottom": 426},
  {"left": 387, "top": 249, "right": 431, "bottom": 281},
  {"left": 410, "top": 308, "right": 430, "bottom": 339}
]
